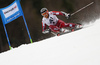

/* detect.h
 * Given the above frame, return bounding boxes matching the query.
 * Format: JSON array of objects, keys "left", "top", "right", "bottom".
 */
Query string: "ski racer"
[{"left": 40, "top": 8, "right": 81, "bottom": 34}]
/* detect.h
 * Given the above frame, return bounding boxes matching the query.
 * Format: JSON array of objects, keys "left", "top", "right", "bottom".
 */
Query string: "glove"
[
  {"left": 61, "top": 11, "right": 71, "bottom": 19},
  {"left": 42, "top": 29, "right": 50, "bottom": 34}
]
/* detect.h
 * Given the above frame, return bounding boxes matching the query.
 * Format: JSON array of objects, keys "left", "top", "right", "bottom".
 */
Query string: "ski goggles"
[{"left": 41, "top": 12, "right": 48, "bottom": 16}]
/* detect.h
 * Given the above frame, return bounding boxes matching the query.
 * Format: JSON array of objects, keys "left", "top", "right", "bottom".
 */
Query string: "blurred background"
[{"left": 0, "top": 0, "right": 100, "bottom": 53}]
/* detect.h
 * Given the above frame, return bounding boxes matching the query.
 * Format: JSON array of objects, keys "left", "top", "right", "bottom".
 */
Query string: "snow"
[{"left": 0, "top": 19, "right": 100, "bottom": 65}]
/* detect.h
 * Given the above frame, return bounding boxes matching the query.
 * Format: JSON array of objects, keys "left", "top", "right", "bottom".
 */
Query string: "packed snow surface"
[{"left": 0, "top": 19, "right": 100, "bottom": 65}]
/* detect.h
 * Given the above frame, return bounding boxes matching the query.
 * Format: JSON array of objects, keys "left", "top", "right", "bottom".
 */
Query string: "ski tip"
[
  {"left": 71, "top": 29, "right": 75, "bottom": 32},
  {"left": 57, "top": 33, "right": 60, "bottom": 36}
]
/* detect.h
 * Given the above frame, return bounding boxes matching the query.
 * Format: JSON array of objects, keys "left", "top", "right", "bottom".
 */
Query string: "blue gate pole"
[
  {"left": 22, "top": 15, "right": 33, "bottom": 43},
  {"left": 3, "top": 24, "right": 12, "bottom": 50},
  {"left": 17, "top": 0, "right": 33, "bottom": 43},
  {"left": 0, "top": 10, "right": 12, "bottom": 50}
]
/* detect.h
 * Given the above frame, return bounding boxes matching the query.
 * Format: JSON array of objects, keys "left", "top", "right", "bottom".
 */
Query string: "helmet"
[{"left": 40, "top": 8, "right": 48, "bottom": 13}]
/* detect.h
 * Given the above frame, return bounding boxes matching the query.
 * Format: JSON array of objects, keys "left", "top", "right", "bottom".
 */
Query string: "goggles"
[{"left": 41, "top": 12, "right": 48, "bottom": 16}]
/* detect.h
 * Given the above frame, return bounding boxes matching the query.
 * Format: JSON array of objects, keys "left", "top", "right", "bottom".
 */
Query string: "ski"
[
  {"left": 51, "top": 24, "right": 83, "bottom": 36},
  {"left": 51, "top": 28, "right": 83, "bottom": 36}
]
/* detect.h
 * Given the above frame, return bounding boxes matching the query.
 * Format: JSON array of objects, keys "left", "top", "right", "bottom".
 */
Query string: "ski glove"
[
  {"left": 42, "top": 29, "right": 50, "bottom": 34},
  {"left": 61, "top": 11, "right": 71, "bottom": 19}
]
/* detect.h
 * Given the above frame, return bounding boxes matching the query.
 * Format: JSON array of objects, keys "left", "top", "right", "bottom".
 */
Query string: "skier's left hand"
[
  {"left": 61, "top": 11, "right": 71, "bottom": 19},
  {"left": 65, "top": 13, "right": 71, "bottom": 19}
]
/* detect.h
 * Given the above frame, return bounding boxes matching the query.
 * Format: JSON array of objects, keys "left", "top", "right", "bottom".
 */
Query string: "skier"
[{"left": 40, "top": 8, "right": 81, "bottom": 34}]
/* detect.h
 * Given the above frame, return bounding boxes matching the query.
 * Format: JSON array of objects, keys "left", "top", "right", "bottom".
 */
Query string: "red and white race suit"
[{"left": 42, "top": 11, "right": 76, "bottom": 32}]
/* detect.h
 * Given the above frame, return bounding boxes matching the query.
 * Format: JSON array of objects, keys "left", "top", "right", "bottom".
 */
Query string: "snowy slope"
[{"left": 0, "top": 19, "right": 100, "bottom": 65}]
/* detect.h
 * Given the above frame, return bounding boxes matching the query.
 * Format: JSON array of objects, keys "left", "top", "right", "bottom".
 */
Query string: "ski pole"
[
  {"left": 71, "top": 2, "right": 94, "bottom": 16},
  {"left": 51, "top": 32, "right": 57, "bottom": 36}
]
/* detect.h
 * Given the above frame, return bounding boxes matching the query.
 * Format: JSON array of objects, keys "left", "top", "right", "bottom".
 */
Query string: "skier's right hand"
[{"left": 42, "top": 29, "right": 50, "bottom": 34}]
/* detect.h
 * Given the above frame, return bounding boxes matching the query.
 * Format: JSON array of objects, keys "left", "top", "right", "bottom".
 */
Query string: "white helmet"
[{"left": 40, "top": 8, "right": 48, "bottom": 13}]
